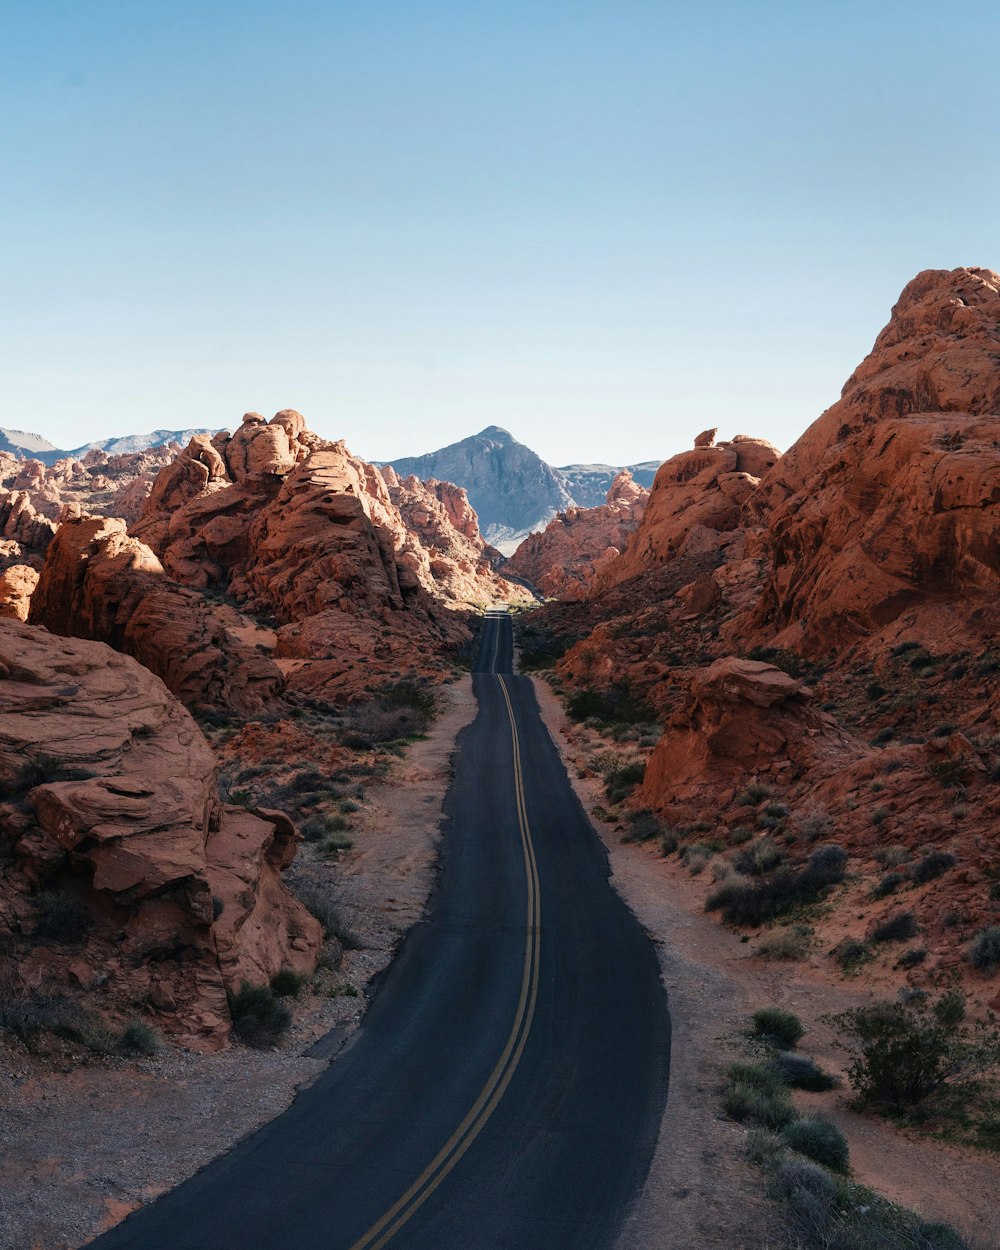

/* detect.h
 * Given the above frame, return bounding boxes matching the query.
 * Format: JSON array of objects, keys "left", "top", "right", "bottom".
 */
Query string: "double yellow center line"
[{"left": 347, "top": 628, "right": 541, "bottom": 1250}]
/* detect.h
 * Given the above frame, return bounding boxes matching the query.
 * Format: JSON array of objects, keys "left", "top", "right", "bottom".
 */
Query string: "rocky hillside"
[
  {"left": 506, "top": 470, "right": 648, "bottom": 599},
  {"left": 556, "top": 460, "right": 658, "bottom": 507},
  {"left": 0, "top": 618, "right": 321, "bottom": 1052},
  {"left": 522, "top": 267, "right": 1000, "bottom": 1000}
]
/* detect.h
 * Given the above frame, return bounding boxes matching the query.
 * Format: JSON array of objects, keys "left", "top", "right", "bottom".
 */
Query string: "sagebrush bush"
[
  {"left": 734, "top": 836, "right": 783, "bottom": 876},
  {"left": 228, "top": 983, "right": 292, "bottom": 1048},
  {"left": 771, "top": 1052, "right": 837, "bottom": 1091},
  {"left": 753, "top": 924, "right": 813, "bottom": 961},
  {"left": 119, "top": 1020, "right": 160, "bottom": 1055},
  {"left": 706, "top": 844, "right": 847, "bottom": 926},
  {"left": 780, "top": 1116, "right": 849, "bottom": 1172},
  {"left": 912, "top": 850, "right": 957, "bottom": 884},
  {"left": 968, "top": 926, "right": 1000, "bottom": 974},
  {"left": 873, "top": 870, "right": 907, "bottom": 898},
  {"left": 833, "top": 938, "right": 872, "bottom": 972},
  {"left": 752, "top": 1006, "right": 805, "bottom": 1048}
]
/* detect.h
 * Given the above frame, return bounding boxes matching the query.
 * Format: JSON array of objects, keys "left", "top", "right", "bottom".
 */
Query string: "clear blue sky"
[{"left": 3, "top": 1, "right": 998, "bottom": 466}]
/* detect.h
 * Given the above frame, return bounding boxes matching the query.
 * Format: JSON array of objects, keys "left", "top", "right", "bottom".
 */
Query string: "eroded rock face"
[
  {"left": 28, "top": 516, "right": 284, "bottom": 716},
  {"left": 134, "top": 413, "right": 526, "bottom": 700},
  {"left": 506, "top": 471, "right": 649, "bottom": 599},
  {"left": 637, "top": 658, "right": 864, "bottom": 819},
  {"left": 593, "top": 435, "right": 781, "bottom": 591},
  {"left": 0, "top": 564, "right": 39, "bottom": 620},
  {"left": 0, "top": 619, "right": 320, "bottom": 1051},
  {"left": 752, "top": 268, "right": 1000, "bottom": 653}
]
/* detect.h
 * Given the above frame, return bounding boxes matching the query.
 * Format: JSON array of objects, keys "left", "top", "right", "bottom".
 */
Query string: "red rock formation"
[
  {"left": 134, "top": 412, "right": 526, "bottom": 700},
  {"left": 753, "top": 268, "right": 1000, "bottom": 654},
  {"left": 506, "top": 471, "right": 648, "bottom": 599},
  {"left": 592, "top": 435, "right": 780, "bottom": 592},
  {"left": 0, "top": 564, "right": 38, "bottom": 620},
  {"left": 637, "top": 658, "right": 864, "bottom": 819},
  {"left": 28, "top": 516, "right": 284, "bottom": 716},
  {"left": 0, "top": 619, "right": 320, "bottom": 1051}
]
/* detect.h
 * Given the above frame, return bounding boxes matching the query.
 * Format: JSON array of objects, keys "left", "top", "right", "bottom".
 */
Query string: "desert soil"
[
  {"left": 530, "top": 676, "right": 1000, "bottom": 1250},
  {"left": 0, "top": 675, "right": 476, "bottom": 1250}
]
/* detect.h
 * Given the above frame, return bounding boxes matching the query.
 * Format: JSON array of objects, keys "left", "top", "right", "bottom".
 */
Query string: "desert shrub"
[
  {"left": 745, "top": 1127, "right": 785, "bottom": 1168},
  {"left": 291, "top": 768, "right": 326, "bottom": 792},
  {"left": 270, "top": 968, "right": 308, "bottom": 998},
  {"left": 734, "top": 836, "right": 783, "bottom": 876},
  {"left": 795, "top": 805, "right": 833, "bottom": 842},
  {"left": 873, "top": 870, "right": 907, "bottom": 898},
  {"left": 870, "top": 910, "right": 919, "bottom": 943},
  {"left": 728, "top": 825, "right": 753, "bottom": 846},
  {"left": 968, "top": 926, "right": 1000, "bottom": 974},
  {"left": 321, "top": 832, "right": 354, "bottom": 856},
  {"left": 771, "top": 1052, "right": 837, "bottom": 1091},
  {"left": 727, "top": 1059, "right": 786, "bottom": 1092},
  {"left": 657, "top": 829, "right": 678, "bottom": 856},
  {"left": 898, "top": 947, "right": 926, "bottom": 969},
  {"left": 566, "top": 683, "right": 653, "bottom": 725},
  {"left": 872, "top": 805, "right": 889, "bottom": 826},
  {"left": 867, "top": 681, "right": 886, "bottom": 700},
  {"left": 681, "top": 843, "right": 712, "bottom": 874},
  {"left": 621, "top": 810, "right": 660, "bottom": 843},
  {"left": 723, "top": 1081, "right": 797, "bottom": 1130},
  {"left": 228, "top": 983, "right": 292, "bottom": 1048},
  {"left": 833, "top": 938, "right": 872, "bottom": 973},
  {"left": 34, "top": 890, "right": 92, "bottom": 944},
  {"left": 929, "top": 758, "right": 966, "bottom": 785},
  {"left": 707, "top": 844, "right": 847, "bottom": 926},
  {"left": 912, "top": 850, "right": 957, "bottom": 884},
  {"left": 119, "top": 1020, "right": 160, "bottom": 1055},
  {"left": 780, "top": 1116, "right": 849, "bottom": 1172},
  {"left": 829, "top": 989, "right": 1000, "bottom": 1107},
  {"left": 875, "top": 845, "right": 911, "bottom": 867},
  {"left": 754, "top": 925, "right": 813, "bottom": 961},
  {"left": 603, "top": 758, "right": 645, "bottom": 801},
  {"left": 0, "top": 990, "right": 93, "bottom": 1045},
  {"left": 752, "top": 1006, "right": 805, "bottom": 1048},
  {"left": 735, "top": 782, "right": 774, "bottom": 806}
]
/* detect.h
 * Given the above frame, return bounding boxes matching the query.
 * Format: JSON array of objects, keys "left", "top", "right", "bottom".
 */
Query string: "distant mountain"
[
  {"left": 0, "top": 426, "right": 218, "bottom": 466},
  {"left": 557, "top": 461, "right": 660, "bottom": 507},
  {"left": 0, "top": 428, "right": 61, "bottom": 459},
  {"left": 389, "top": 426, "right": 576, "bottom": 555}
]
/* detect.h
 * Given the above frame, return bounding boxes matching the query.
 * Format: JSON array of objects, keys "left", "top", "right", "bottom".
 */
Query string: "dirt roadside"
[
  {"left": 530, "top": 676, "right": 1000, "bottom": 1250},
  {"left": 0, "top": 676, "right": 477, "bottom": 1250}
]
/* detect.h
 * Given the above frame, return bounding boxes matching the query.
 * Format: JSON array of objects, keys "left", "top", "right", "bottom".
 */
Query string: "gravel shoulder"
[
  {"left": 530, "top": 676, "right": 1000, "bottom": 1250},
  {"left": 0, "top": 675, "right": 477, "bottom": 1250}
]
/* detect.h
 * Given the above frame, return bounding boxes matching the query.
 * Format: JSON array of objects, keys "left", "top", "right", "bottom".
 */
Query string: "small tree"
[{"left": 829, "top": 990, "right": 1000, "bottom": 1107}]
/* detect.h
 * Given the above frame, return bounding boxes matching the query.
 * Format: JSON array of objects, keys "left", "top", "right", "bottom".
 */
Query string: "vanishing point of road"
[{"left": 93, "top": 611, "right": 670, "bottom": 1250}]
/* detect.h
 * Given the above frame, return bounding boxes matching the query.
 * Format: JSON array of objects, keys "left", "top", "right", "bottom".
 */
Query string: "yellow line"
[{"left": 347, "top": 626, "right": 540, "bottom": 1250}]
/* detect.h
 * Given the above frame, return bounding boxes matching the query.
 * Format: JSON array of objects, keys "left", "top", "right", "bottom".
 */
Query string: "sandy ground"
[
  {"left": 530, "top": 676, "right": 1000, "bottom": 1250},
  {"left": 0, "top": 676, "right": 477, "bottom": 1250}
]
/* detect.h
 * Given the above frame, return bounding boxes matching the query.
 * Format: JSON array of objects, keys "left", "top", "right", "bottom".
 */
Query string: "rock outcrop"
[
  {"left": 637, "top": 658, "right": 864, "bottom": 819},
  {"left": 506, "top": 471, "right": 649, "bottom": 598},
  {"left": 133, "top": 412, "right": 526, "bottom": 701},
  {"left": 592, "top": 435, "right": 780, "bottom": 591},
  {"left": 0, "top": 619, "right": 320, "bottom": 1050},
  {"left": 0, "top": 564, "right": 39, "bottom": 620},
  {"left": 752, "top": 268, "right": 1000, "bottom": 653},
  {"left": 28, "top": 516, "right": 284, "bottom": 715}
]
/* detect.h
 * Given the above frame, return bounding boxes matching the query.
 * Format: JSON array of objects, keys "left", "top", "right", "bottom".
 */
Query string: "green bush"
[
  {"left": 833, "top": 938, "right": 872, "bottom": 973},
  {"left": 726, "top": 1059, "right": 786, "bottom": 1094},
  {"left": 228, "top": 983, "right": 292, "bottom": 1048},
  {"left": 752, "top": 1006, "right": 805, "bottom": 1048},
  {"left": 270, "top": 968, "right": 308, "bottom": 998},
  {"left": 780, "top": 1116, "right": 849, "bottom": 1172},
  {"left": 734, "top": 836, "right": 783, "bottom": 876},
  {"left": 829, "top": 989, "right": 1000, "bottom": 1106},
  {"left": 119, "top": 1020, "right": 160, "bottom": 1055},
  {"left": 722, "top": 1082, "right": 797, "bottom": 1130},
  {"left": 753, "top": 924, "right": 813, "bottom": 961}
]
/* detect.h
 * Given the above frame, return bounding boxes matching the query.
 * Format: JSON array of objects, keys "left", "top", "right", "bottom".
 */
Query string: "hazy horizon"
[{"left": 5, "top": 2, "right": 999, "bottom": 467}]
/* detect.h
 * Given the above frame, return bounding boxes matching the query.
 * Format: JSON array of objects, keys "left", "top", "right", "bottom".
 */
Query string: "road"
[{"left": 92, "top": 611, "right": 670, "bottom": 1250}]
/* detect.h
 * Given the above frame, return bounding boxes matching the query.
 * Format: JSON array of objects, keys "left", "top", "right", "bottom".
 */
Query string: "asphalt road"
[{"left": 92, "top": 611, "right": 670, "bottom": 1250}]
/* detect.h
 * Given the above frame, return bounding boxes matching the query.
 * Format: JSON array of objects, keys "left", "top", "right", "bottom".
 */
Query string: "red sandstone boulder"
[
  {"left": 0, "top": 619, "right": 320, "bottom": 1050},
  {"left": 0, "top": 564, "right": 38, "bottom": 620}
]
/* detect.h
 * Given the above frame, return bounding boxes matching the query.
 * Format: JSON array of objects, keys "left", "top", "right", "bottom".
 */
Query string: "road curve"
[{"left": 92, "top": 612, "right": 670, "bottom": 1250}]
